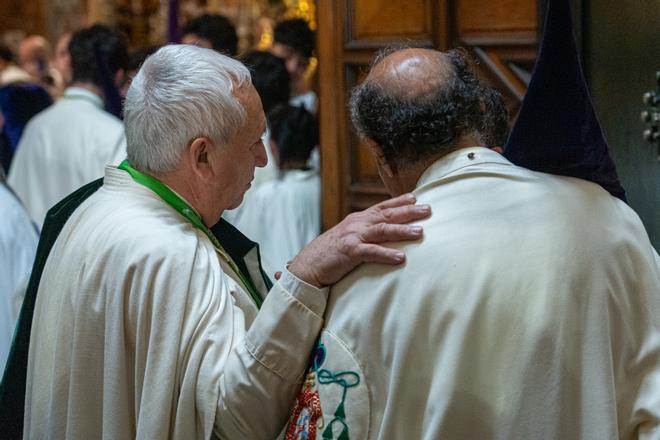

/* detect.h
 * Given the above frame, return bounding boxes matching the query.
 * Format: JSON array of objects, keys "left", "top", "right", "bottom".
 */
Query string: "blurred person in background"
[
  {"left": 181, "top": 13, "right": 238, "bottom": 57},
  {"left": 0, "top": 166, "right": 38, "bottom": 375},
  {"left": 271, "top": 19, "right": 317, "bottom": 114},
  {"left": 247, "top": 103, "right": 320, "bottom": 278},
  {"left": 17, "top": 35, "right": 64, "bottom": 96},
  {"left": 8, "top": 24, "right": 128, "bottom": 228}
]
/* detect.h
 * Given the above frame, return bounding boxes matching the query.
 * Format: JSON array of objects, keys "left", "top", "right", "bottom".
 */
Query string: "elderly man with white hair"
[{"left": 13, "top": 45, "right": 430, "bottom": 439}]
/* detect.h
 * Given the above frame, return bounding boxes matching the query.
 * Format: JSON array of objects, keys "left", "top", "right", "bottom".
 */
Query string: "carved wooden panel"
[
  {"left": 348, "top": 0, "right": 433, "bottom": 47},
  {"left": 457, "top": 0, "right": 537, "bottom": 36}
]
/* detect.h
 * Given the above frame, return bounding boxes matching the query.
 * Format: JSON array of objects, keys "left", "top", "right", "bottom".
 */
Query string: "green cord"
[{"left": 118, "top": 160, "right": 263, "bottom": 308}]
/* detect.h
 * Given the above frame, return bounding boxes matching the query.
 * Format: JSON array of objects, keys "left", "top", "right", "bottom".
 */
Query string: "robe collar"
[
  {"left": 62, "top": 87, "right": 104, "bottom": 109},
  {"left": 416, "top": 147, "right": 512, "bottom": 191}
]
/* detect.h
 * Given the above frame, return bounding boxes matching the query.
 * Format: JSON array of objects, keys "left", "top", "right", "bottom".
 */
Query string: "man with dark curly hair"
[{"left": 283, "top": 47, "right": 660, "bottom": 439}]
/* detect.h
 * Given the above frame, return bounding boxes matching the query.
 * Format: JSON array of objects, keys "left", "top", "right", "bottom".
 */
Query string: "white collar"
[
  {"left": 62, "top": 87, "right": 104, "bottom": 109},
  {"left": 415, "top": 147, "right": 513, "bottom": 191}
]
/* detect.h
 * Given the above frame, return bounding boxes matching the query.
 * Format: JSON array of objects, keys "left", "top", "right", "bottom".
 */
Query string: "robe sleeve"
[{"left": 213, "top": 268, "right": 328, "bottom": 439}]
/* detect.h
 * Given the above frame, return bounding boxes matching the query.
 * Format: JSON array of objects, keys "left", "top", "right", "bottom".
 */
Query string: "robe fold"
[
  {"left": 285, "top": 147, "right": 660, "bottom": 440},
  {"left": 2, "top": 165, "right": 328, "bottom": 439}
]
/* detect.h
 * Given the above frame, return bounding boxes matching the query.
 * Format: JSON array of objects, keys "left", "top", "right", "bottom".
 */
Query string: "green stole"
[{"left": 117, "top": 160, "right": 263, "bottom": 308}]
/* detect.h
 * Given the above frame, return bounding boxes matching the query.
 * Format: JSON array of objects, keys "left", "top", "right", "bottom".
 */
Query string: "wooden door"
[{"left": 317, "top": 0, "right": 539, "bottom": 228}]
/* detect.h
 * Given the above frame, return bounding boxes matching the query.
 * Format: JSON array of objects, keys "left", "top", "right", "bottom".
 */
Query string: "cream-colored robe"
[
  {"left": 25, "top": 166, "right": 328, "bottom": 439},
  {"left": 232, "top": 169, "right": 320, "bottom": 278},
  {"left": 0, "top": 183, "right": 38, "bottom": 373},
  {"left": 285, "top": 147, "right": 660, "bottom": 440}
]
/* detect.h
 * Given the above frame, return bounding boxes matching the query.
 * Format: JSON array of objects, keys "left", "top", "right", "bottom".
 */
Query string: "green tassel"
[
  {"left": 334, "top": 402, "right": 346, "bottom": 419},
  {"left": 338, "top": 426, "right": 350, "bottom": 440},
  {"left": 322, "top": 424, "right": 334, "bottom": 439}
]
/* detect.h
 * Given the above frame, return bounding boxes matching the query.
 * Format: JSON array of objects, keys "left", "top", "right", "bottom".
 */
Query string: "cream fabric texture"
[
  {"left": 289, "top": 147, "right": 660, "bottom": 440},
  {"left": 24, "top": 166, "right": 328, "bottom": 439},
  {"left": 232, "top": 169, "right": 320, "bottom": 278}
]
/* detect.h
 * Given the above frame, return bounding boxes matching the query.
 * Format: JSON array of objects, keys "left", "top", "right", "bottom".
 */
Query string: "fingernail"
[
  {"left": 395, "top": 252, "right": 405, "bottom": 262},
  {"left": 411, "top": 226, "right": 422, "bottom": 234},
  {"left": 406, "top": 193, "right": 416, "bottom": 202},
  {"left": 419, "top": 205, "right": 431, "bottom": 213}
]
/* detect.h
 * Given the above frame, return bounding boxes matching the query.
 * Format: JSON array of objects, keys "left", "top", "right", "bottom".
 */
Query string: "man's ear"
[
  {"left": 365, "top": 138, "right": 396, "bottom": 178},
  {"left": 188, "top": 137, "right": 214, "bottom": 180}
]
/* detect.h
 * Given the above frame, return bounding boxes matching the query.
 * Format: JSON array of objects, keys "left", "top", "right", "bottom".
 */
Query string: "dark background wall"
[{"left": 583, "top": 0, "right": 660, "bottom": 247}]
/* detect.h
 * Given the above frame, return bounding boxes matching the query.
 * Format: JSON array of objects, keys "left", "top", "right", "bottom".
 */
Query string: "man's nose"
[{"left": 255, "top": 141, "right": 268, "bottom": 168}]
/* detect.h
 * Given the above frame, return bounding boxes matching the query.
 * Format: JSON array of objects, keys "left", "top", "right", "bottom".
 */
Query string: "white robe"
[
  {"left": 231, "top": 169, "right": 320, "bottom": 278},
  {"left": 0, "top": 184, "right": 38, "bottom": 373},
  {"left": 7, "top": 87, "right": 126, "bottom": 228},
  {"left": 285, "top": 147, "right": 660, "bottom": 440},
  {"left": 24, "top": 166, "right": 328, "bottom": 439}
]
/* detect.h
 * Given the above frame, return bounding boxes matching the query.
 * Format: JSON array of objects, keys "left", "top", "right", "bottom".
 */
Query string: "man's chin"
[{"left": 226, "top": 195, "right": 246, "bottom": 211}]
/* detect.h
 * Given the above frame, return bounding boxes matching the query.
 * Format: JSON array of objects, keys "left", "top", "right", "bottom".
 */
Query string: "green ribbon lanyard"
[{"left": 118, "top": 160, "right": 263, "bottom": 308}]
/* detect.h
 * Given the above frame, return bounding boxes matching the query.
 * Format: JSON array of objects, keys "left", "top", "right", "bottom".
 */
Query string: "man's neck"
[
  {"left": 69, "top": 82, "right": 103, "bottom": 100},
  {"left": 398, "top": 134, "right": 485, "bottom": 193},
  {"left": 155, "top": 169, "right": 220, "bottom": 227}
]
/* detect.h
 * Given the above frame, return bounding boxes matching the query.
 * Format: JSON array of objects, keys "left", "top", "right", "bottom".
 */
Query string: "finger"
[
  {"left": 371, "top": 193, "right": 417, "bottom": 210},
  {"left": 274, "top": 271, "right": 282, "bottom": 280},
  {"left": 370, "top": 203, "right": 431, "bottom": 225},
  {"left": 353, "top": 243, "right": 406, "bottom": 265},
  {"left": 361, "top": 223, "right": 423, "bottom": 243}
]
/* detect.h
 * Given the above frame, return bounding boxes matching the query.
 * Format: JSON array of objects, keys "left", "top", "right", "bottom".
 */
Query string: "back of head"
[
  {"left": 273, "top": 19, "right": 315, "bottom": 59},
  {"left": 267, "top": 103, "right": 318, "bottom": 167},
  {"left": 18, "top": 36, "right": 50, "bottom": 66},
  {"left": 350, "top": 48, "right": 507, "bottom": 166},
  {"left": 182, "top": 14, "right": 237, "bottom": 57},
  {"left": 124, "top": 44, "right": 251, "bottom": 174},
  {"left": 241, "top": 50, "right": 290, "bottom": 114},
  {"left": 128, "top": 45, "right": 161, "bottom": 74},
  {"left": 69, "top": 24, "right": 128, "bottom": 88}
]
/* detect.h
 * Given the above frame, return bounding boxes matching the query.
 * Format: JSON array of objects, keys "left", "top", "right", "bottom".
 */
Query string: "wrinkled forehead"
[{"left": 367, "top": 48, "right": 452, "bottom": 98}]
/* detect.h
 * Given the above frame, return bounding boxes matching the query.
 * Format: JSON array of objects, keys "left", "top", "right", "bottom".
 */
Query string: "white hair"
[{"left": 124, "top": 44, "right": 251, "bottom": 173}]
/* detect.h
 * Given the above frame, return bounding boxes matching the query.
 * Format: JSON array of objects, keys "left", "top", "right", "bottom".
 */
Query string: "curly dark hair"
[
  {"left": 182, "top": 14, "right": 237, "bottom": 57},
  {"left": 273, "top": 19, "right": 315, "bottom": 59},
  {"left": 350, "top": 48, "right": 508, "bottom": 165},
  {"left": 479, "top": 85, "right": 509, "bottom": 147},
  {"left": 69, "top": 24, "right": 129, "bottom": 88}
]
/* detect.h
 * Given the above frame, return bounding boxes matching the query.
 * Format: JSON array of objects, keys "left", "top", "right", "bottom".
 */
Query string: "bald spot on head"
[{"left": 366, "top": 48, "right": 453, "bottom": 99}]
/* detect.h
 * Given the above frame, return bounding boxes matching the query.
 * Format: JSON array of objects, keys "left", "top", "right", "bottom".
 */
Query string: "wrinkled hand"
[{"left": 288, "top": 193, "right": 431, "bottom": 288}]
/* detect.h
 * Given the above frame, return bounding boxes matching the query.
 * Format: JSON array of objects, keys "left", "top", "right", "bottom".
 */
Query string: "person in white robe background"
[
  {"left": 248, "top": 103, "right": 320, "bottom": 277},
  {"left": 0, "top": 167, "right": 37, "bottom": 374},
  {"left": 7, "top": 25, "right": 128, "bottom": 228},
  {"left": 13, "top": 44, "right": 430, "bottom": 439},
  {"left": 284, "top": 47, "right": 660, "bottom": 440}
]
